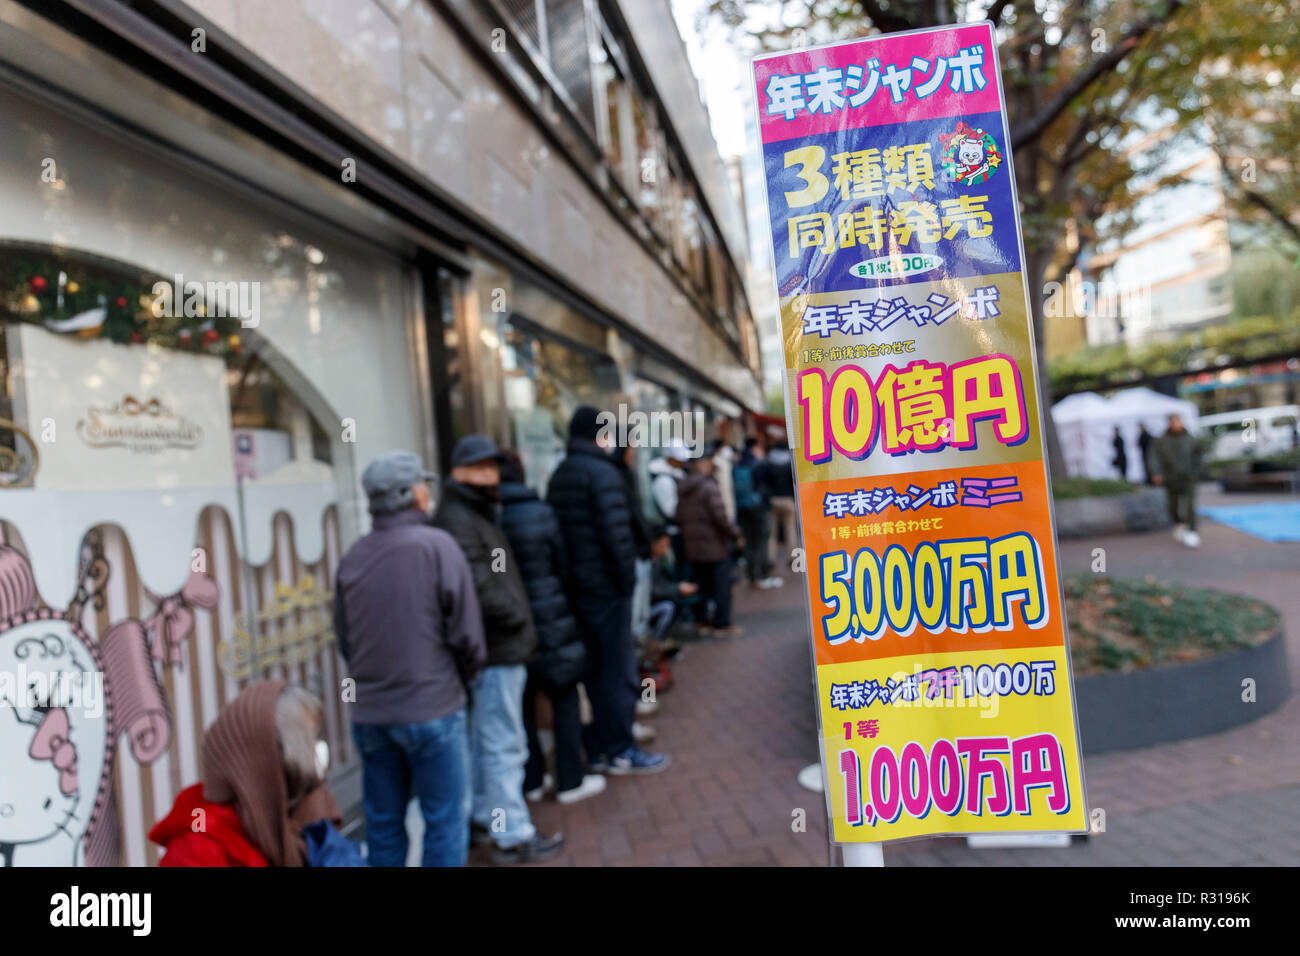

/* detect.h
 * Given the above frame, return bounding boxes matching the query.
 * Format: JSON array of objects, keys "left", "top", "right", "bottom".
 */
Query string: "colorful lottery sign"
[{"left": 751, "top": 22, "right": 1088, "bottom": 843}]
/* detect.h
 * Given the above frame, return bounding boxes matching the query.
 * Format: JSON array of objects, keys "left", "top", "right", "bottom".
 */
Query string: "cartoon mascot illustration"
[
  {"left": 940, "top": 121, "right": 1002, "bottom": 186},
  {"left": 0, "top": 542, "right": 216, "bottom": 865}
]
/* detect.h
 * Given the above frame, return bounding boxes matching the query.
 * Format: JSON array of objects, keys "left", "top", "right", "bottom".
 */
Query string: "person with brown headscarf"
[{"left": 149, "top": 680, "right": 359, "bottom": 866}]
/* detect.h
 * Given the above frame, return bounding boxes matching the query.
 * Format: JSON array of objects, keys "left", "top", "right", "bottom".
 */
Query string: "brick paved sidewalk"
[
  {"left": 516, "top": 572, "right": 833, "bottom": 866},
  {"left": 476, "top": 485, "right": 1300, "bottom": 866}
]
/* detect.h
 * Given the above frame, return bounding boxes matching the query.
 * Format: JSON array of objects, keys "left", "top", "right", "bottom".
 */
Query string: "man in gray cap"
[
  {"left": 433, "top": 434, "right": 563, "bottom": 863},
  {"left": 334, "top": 450, "right": 487, "bottom": 867}
]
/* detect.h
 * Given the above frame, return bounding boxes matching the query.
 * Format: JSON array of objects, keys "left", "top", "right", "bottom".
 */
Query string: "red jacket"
[{"left": 149, "top": 783, "right": 270, "bottom": 867}]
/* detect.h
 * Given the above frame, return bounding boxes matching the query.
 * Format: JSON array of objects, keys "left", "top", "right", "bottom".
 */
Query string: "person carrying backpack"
[{"left": 734, "top": 437, "right": 782, "bottom": 589}]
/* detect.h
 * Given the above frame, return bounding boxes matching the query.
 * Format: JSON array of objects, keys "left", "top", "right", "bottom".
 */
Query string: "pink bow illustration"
[
  {"left": 29, "top": 708, "right": 79, "bottom": 796},
  {"left": 145, "top": 570, "right": 219, "bottom": 666}
]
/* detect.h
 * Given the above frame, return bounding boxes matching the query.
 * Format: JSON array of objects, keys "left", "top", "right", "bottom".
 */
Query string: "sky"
[
  {"left": 669, "top": 0, "right": 789, "bottom": 390},
  {"left": 669, "top": 0, "right": 753, "bottom": 160}
]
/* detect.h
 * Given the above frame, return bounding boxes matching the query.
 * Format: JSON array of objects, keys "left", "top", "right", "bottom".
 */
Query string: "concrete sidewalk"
[{"left": 505, "top": 485, "right": 1300, "bottom": 865}]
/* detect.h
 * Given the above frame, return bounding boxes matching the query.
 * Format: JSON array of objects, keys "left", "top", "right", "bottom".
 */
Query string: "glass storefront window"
[
  {"left": 0, "top": 244, "right": 364, "bottom": 865},
  {"left": 500, "top": 314, "right": 621, "bottom": 493}
]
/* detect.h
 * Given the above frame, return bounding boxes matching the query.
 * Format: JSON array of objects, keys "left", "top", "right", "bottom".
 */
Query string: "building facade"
[{"left": 0, "top": 0, "right": 760, "bottom": 865}]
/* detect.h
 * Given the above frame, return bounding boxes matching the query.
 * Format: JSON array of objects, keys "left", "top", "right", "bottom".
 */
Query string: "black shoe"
[
  {"left": 470, "top": 822, "right": 494, "bottom": 848},
  {"left": 491, "top": 831, "right": 565, "bottom": 865}
]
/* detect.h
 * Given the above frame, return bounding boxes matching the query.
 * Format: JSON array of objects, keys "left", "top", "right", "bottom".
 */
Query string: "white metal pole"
[{"left": 841, "top": 842, "right": 884, "bottom": 867}]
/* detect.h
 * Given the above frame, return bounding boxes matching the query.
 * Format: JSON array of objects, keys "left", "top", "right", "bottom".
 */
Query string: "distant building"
[{"left": 1080, "top": 127, "right": 1234, "bottom": 348}]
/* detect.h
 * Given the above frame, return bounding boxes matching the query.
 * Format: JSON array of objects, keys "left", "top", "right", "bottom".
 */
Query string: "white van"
[{"left": 1199, "top": 405, "right": 1300, "bottom": 461}]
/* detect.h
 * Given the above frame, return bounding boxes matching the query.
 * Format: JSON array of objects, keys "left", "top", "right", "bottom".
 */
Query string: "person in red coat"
[{"left": 150, "top": 680, "right": 352, "bottom": 866}]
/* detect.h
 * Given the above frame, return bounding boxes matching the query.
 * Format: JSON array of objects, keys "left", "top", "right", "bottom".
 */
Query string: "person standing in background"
[
  {"left": 734, "top": 437, "right": 781, "bottom": 590},
  {"left": 1137, "top": 423, "right": 1154, "bottom": 485},
  {"left": 648, "top": 444, "right": 691, "bottom": 575},
  {"left": 434, "top": 434, "right": 563, "bottom": 863},
  {"left": 1148, "top": 414, "right": 1203, "bottom": 549},
  {"left": 332, "top": 451, "right": 486, "bottom": 867},
  {"left": 1111, "top": 426, "right": 1128, "bottom": 481},
  {"left": 677, "top": 454, "right": 743, "bottom": 637},
  {"left": 711, "top": 439, "right": 737, "bottom": 524},
  {"left": 612, "top": 443, "right": 653, "bottom": 561},
  {"left": 762, "top": 440, "right": 797, "bottom": 576},
  {"left": 548, "top": 407, "right": 669, "bottom": 775},
  {"left": 498, "top": 450, "right": 606, "bottom": 807}
]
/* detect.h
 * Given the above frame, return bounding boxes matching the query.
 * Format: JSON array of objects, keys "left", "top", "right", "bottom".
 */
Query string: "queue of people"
[{"left": 149, "top": 410, "right": 796, "bottom": 866}]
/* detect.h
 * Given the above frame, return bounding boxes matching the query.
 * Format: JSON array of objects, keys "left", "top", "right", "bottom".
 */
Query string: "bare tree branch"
[
  {"left": 986, "top": 0, "right": 1016, "bottom": 24},
  {"left": 1010, "top": 0, "right": 1186, "bottom": 150}
]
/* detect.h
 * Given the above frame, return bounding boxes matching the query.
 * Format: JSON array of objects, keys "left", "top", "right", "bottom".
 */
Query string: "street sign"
[{"left": 751, "top": 21, "right": 1088, "bottom": 844}]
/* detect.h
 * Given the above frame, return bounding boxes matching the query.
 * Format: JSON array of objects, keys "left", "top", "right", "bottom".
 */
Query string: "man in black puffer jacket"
[
  {"left": 499, "top": 451, "right": 606, "bottom": 805},
  {"left": 433, "top": 434, "right": 562, "bottom": 864},
  {"left": 547, "top": 407, "right": 669, "bottom": 775}
]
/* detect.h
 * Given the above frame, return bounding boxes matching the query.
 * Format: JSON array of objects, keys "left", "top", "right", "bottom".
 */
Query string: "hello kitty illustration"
[
  {"left": 0, "top": 543, "right": 216, "bottom": 866},
  {"left": 940, "top": 121, "right": 1002, "bottom": 186}
]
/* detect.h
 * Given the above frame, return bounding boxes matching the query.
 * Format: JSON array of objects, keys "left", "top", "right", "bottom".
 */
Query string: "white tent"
[
  {"left": 1052, "top": 392, "right": 1117, "bottom": 480},
  {"left": 1051, "top": 388, "right": 1199, "bottom": 481}
]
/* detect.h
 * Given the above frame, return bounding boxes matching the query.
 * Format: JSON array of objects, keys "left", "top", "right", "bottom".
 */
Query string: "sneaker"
[
  {"left": 524, "top": 772, "right": 554, "bottom": 803},
  {"left": 556, "top": 774, "right": 607, "bottom": 805},
  {"left": 633, "top": 720, "right": 657, "bottom": 744},
  {"left": 1183, "top": 530, "right": 1201, "bottom": 548},
  {"left": 608, "top": 747, "right": 671, "bottom": 775},
  {"left": 763, "top": 576, "right": 785, "bottom": 589},
  {"left": 712, "top": 625, "right": 744, "bottom": 638},
  {"left": 1172, "top": 523, "right": 1188, "bottom": 542},
  {"left": 635, "top": 698, "right": 660, "bottom": 717},
  {"left": 470, "top": 822, "right": 494, "bottom": 848},
  {"left": 587, "top": 754, "right": 610, "bottom": 774},
  {"left": 491, "top": 831, "right": 564, "bottom": 865}
]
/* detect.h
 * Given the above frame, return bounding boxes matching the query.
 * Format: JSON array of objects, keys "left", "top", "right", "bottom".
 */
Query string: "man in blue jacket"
[
  {"left": 547, "top": 407, "right": 669, "bottom": 775},
  {"left": 333, "top": 450, "right": 486, "bottom": 867}
]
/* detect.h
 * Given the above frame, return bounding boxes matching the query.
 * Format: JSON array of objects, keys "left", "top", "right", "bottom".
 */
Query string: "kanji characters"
[
  {"left": 765, "top": 73, "right": 805, "bottom": 120},
  {"left": 837, "top": 207, "right": 887, "bottom": 252},
  {"left": 788, "top": 212, "right": 835, "bottom": 258},
  {"left": 889, "top": 200, "right": 941, "bottom": 245},
  {"left": 876, "top": 359, "right": 948, "bottom": 454},
  {"left": 846, "top": 681, "right": 868, "bottom": 708},
  {"left": 882, "top": 143, "right": 935, "bottom": 194},
  {"left": 823, "top": 491, "right": 850, "bottom": 519},
  {"left": 831, "top": 148, "right": 884, "bottom": 200},
  {"left": 805, "top": 66, "right": 847, "bottom": 114},
  {"left": 948, "top": 354, "right": 1027, "bottom": 449},
  {"left": 802, "top": 304, "right": 839, "bottom": 338},
  {"left": 940, "top": 195, "right": 994, "bottom": 239},
  {"left": 837, "top": 299, "right": 877, "bottom": 336}
]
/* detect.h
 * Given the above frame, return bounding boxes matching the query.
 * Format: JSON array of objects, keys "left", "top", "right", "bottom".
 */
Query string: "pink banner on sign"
[{"left": 754, "top": 22, "right": 1001, "bottom": 145}]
